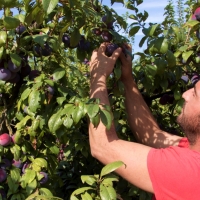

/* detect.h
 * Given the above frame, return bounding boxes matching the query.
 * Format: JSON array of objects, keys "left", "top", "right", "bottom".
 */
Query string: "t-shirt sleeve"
[{"left": 148, "top": 138, "right": 200, "bottom": 200}]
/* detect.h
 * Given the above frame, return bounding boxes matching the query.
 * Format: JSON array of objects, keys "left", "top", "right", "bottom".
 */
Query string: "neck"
[{"left": 189, "top": 137, "right": 200, "bottom": 152}]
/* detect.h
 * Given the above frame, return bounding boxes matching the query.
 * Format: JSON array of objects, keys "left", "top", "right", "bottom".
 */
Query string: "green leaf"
[
  {"left": 81, "top": 192, "right": 93, "bottom": 200},
  {"left": 3, "top": 16, "right": 20, "bottom": 29},
  {"left": 100, "top": 109, "right": 112, "bottom": 130},
  {"left": 42, "top": 0, "right": 58, "bottom": 15},
  {"left": 100, "top": 161, "right": 124, "bottom": 178},
  {"left": 0, "top": 46, "right": 4, "bottom": 59},
  {"left": 100, "top": 183, "right": 117, "bottom": 200},
  {"left": 33, "top": 158, "right": 47, "bottom": 169},
  {"left": 15, "top": 115, "right": 31, "bottom": 129},
  {"left": 86, "top": 104, "right": 99, "bottom": 118},
  {"left": 0, "top": 31, "right": 7, "bottom": 46},
  {"left": 70, "top": 28, "right": 81, "bottom": 47},
  {"left": 129, "top": 26, "right": 140, "bottom": 36},
  {"left": 90, "top": 113, "right": 100, "bottom": 128},
  {"left": 28, "top": 89, "right": 41, "bottom": 113},
  {"left": 39, "top": 188, "right": 53, "bottom": 196},
  {"left": 56, "top": 97, "right": 66, "bottom": 105},
  {"left": 70, "top": 187, "right": 94, "bottom": 200},
  {"left": 48, "top": 110, "right": 63, "bottom": 133},
  {"left": 26, "top": 179, "right": 37, "bottom": 195},
  {"left": 166, "top": 50, "right": 176, "bottom": 68},
  {"left": 72, "top": 107, "right": 84, "bottom": 124},
  {"left": 20, "top": 87, "right": 32, "bottom": 101},
  {"left": 81, "top": 175, "right": 97, "bottom": 186},
  {"left": 63, "top": 116, "right": 73, "bottom": 129},
  {"left": 174, "top": 87, "right": 182, "bottom": 100},
  {"left": 53, "top": 68, "right": 66, "bottom": 81},
  {"left": 33, "top": 34, "right": 48, "bottom": 46},
  {"left": 10, "top": 53, "right": 22, "bottom": 67},
  {"left": 22, "top": 169, "right": 36, "bottom": 184},
  {"left": 182, "top": 51, "right": 193, "bottom": 62},
  {"left": 10, "top": 167, "right": 20, "bottom": 182},
  {"left": 145, "top": 64, "right": 157, "bottom": 77}
]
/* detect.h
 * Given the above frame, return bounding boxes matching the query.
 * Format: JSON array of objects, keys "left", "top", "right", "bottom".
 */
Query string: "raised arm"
[
  {"left": 89, "top": 43, "right": 154, "bottom": 193},
  {"left": 120, "top": 44, "right": 182, "bottom": 148}
]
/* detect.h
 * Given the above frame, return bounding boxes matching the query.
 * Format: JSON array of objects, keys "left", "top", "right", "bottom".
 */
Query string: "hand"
[
  {"left": 119, "top": 44, "right": 133, "bottom": 84},
  {"left": 90, "top": 42, "right": 122, "bottom": 80}
]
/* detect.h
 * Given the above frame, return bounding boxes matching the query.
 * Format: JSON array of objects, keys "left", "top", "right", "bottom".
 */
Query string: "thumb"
[{"left": 111, "top": 47, "right": 122, "bottom": 62}]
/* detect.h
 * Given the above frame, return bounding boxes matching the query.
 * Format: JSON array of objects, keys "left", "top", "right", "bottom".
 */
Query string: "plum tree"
[
  {"left": 20, "top": 64, "right": 31, "bottom": 78},
  {"left": 105, "top": 43, "right": 118, "bottom": 56},
  {"left": 62, "top": 34, "right": 70, "bottom": 47},
  {"left": 8, "top": 73, "right": 20, "bottom": 83},
  {"left": 0, "top": 169, "right": 7, "bottom": 183},
  {"left": 0, "top": 133, "right": 11, "bottom": 146},
  {"left": 34, "top": 43, "right": 52, "bottom": 57},
  {"left": 40, "top": 172, "right": 48, "bottom": 184},
  {"left": 92, "top": 28, "right": 102, "bottom": 36},
  {"left": 0, "top": 68, "right": 11, "bottom": 81}
]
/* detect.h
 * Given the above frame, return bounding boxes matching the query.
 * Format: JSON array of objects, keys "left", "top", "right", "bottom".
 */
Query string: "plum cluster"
[
  {"left": 62, "top": 34, "right": 90, "bottom": 51},
  {"left": 159, "top": 94, "right": 174, "bottom": 105},
  {"left": 0, "top": 56, "right": 32, "bottom": 83},
  {"left": 93, "top": 15, "right": 115, "bottom": 42}
]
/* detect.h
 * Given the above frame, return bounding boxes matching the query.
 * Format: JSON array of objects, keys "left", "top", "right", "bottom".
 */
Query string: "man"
[{"left": 89, "top": 42, "right": 200, "bottom": 199}]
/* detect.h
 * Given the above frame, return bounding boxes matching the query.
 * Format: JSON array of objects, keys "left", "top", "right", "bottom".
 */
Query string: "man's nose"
[{"left": 182, "top": 88, "right": 193, "bottom": 101}]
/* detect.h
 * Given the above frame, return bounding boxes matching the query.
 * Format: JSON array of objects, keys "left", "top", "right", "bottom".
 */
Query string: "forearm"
[
  {"left": 123, "top": 78, "right": 181, "bottom": 148},
  {"left": 89, "top": 76, "right": 119, "bottom": 163}
]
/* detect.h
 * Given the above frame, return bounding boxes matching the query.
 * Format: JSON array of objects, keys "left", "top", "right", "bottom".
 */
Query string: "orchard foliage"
[{"left": 0, "top": 0, "right": 200, "bottom": 199}]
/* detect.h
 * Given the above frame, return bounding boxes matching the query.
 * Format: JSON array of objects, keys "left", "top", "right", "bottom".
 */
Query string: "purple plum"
[
  {"left": 105, "top": 43, "right": 118, "bottom": 57},
  {"left": 12, "top": 159, "right": 23, "bottom": 168},
  {"left": 0, "top": 68, "right": 11, "bottom": 81},
  {"left": 16, "top": 25, "right": 26, "bottom": 35},
  {"left": 8, "top": 60, "right": 21, "bottom": 72},
  {"left": 101, "top": 31, "right": 113, "bottom": 42},
  {"left": 0, "top": 169, "right": 7, "bottom": 183},
  {"left": 29, "top": 70, "right": 40, "bottom": 81},
  {"left": 40, "top": 172, "right": 48, "bottom": 184}
]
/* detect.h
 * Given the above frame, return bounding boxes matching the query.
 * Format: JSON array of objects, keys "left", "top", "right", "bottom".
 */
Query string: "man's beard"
[{"left": 177, "top": 111, "right": 200, "bottom": 145}]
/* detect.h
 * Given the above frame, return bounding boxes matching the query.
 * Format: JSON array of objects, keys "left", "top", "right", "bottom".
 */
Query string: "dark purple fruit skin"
[
  {"left": 29, "top": 70, "right": 40, "bottom": 81},
  {"left": 0, "top": 169, "right": 7, "bottom": 183},
  {"left": 20, "top": 64, "right": 31, "bottom": 78},
  {"left": 101, "top": 31, "right": 113, "bottom": 42},
  {"left": 22, "top": 162, "right": 30, "bottom": 173},
  {"left": 101, "top": 15, "right": 115, "bottom": 28},
  {"left": 8, "top": 73, "right": 20, "bottom": 83},
  {"left": 40, "top": 172, "right": 48, "bottom": 184},
  {"left": 78, "top": 36, "right": 90, "bottom": 51},
  {"left": 62, "top": 34, "right": 70, "bottom": 47},
  {"left": 47, "top": 86, "right": 54, "bottom": 95},
  {"left": 8, "top": 60, "right": 21, "bottom": 72},
  {"left": 105, "top": 43, "right": 118, "bottom": 57},
  {"left": 16, "top": 25, "right": 26, "bottom": 35},
  {"left": 0, "top": 158, "right": 12, "bottom": 169},
  {"left": 34, "top": 43, "right": 52, "bottom": 56},
  {"left": 191, "top": 74, "right": 200, "bottom": 85},
  {"left": 181, "top": 75, "right": 189, "bottom": 84},
  {"left": 0, "top": 68, "right": 11, "bottom": 81},
  {"left": 12, "top": 159, "right": 23, "bottom": 168},
  {"left": 92, "top": 28, "right": 102, "bottom": 36},
  {"left": 0, "top": 189, "right": 6, "bottom": 199}
]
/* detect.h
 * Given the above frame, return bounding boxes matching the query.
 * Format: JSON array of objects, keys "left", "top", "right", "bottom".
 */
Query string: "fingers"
[{"left": 98, "top": 42, "right": 107, "bottom": 54}]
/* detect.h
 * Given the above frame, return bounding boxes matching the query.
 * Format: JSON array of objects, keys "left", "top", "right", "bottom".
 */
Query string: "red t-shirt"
[{"left": 148, "top": 138, "right": 200, "bottom": 200}]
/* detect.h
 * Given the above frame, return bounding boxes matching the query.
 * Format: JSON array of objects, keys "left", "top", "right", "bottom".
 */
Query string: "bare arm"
[
  {"left": 89, "top": 43, "right": 154, "bottom": 193},
  {"left": 120, "top": 45, "right": 182, "bottom": 148}
]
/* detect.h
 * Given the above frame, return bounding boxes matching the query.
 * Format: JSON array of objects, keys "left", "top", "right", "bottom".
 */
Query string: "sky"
[{"left": 103, "top": 0, "right": 169, "bottom": 55}]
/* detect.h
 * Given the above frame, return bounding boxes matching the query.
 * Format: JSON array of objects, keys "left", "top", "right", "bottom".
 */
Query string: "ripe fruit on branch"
[
  {"left": 191, "top": 74, "right": 200, "bottom": 85},
  {"left": 29, "top": 70, "right": 40, "bottom": 81},
  {"left": 192, "top": 7, "right": 200, "bottom": 21},
  {"left": 92, "top": 28, "right": 102, "bottom": 36},
  {"left": 105, "top": 43, "right": 118, "bottom": 57},
  {"left": 0, "top": 68, "right": 11, "bottom": 81},
  {"left": 0, "top": 158, "right": 12, "bottom": 169},
  {"left": 159, "top": 94, "right": 174, "bottom": 105},
  {"left": 12, "top": 159, "right": 23, "bottom": 168},
  {"left": 0, "top": 169, "right": 7, "bottom": 183},
  {"left": 101, "top": 15, "right": 115, "bottom": 28},
  {"left": 101, "top": 31, "right": 113, "bottom": 42},
  {"left": 47, "top": 86, "right": 55, "bottom": 95},
  {"left": 78, "top": 36, "right": 90, "bottom": 51},
  {"left": 20, "top": 64, "right": 31, "bottom": 78},
  {"left": 8, "top": 73, "right": 20, "bottom": 83},
  {"left": 8, "top": 60, "right": 21, "bottom": 72},
  {"left": 0, "top": 133, "right": 11, "bottom": 146},
  {"left": 62, "top": 34, "right": 70, "bottom": 47},
  {"left": 16, "top": 25, "right": 26, "bottom": 35},
  {"left": 181, "top": 75, "right": 189, "bottom": 84},
  {"left": 40, "top": 172, "right": 48, "bottom": 184},
  {"left": 34, "top": 43, "right": 52, "bottom": 56}
]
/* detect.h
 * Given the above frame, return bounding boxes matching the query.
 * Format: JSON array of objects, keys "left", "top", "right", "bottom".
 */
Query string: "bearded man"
[{"left": 88, "top": 42, "right": 200, "bottom": 200}]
